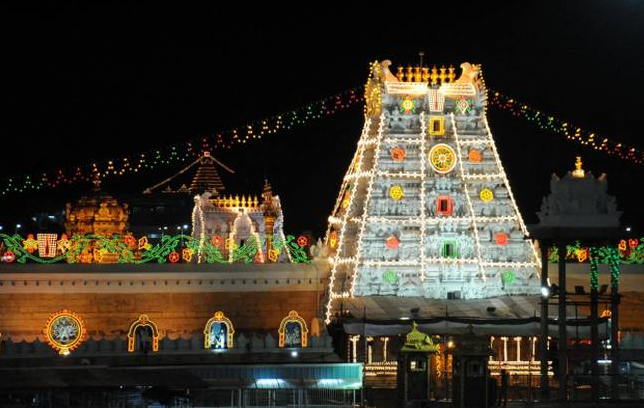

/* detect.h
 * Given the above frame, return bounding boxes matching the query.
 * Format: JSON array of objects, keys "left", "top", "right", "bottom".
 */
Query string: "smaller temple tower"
[{"left": 65, "top": 175, "right": 129, "bottom": 237}]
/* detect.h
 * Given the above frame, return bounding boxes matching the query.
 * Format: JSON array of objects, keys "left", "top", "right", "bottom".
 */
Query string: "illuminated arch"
[
  {"left": 44, "top": 309, "right": 86, "bottom": 356},
  {"left": 203, "top": 311, "right": 235, "bottom": 349},
  {"left": 127, "top": 314, "right": 159, "bottom": 352},
  {"left": 278, "top": 310, "right": 308, "bottom": 348}
]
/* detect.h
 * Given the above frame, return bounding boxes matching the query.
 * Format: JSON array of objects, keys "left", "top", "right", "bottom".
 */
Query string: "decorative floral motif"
[
  {"left": 297, "top": 235, "right": 309, "bottom": 247},
  {"left": 138, "top": 236, "right": 151, "bottom": 250},
  {"left": 391, "top": 147, "right": 406, "bottom": 162},
  {"left": 480, "top": 188, "right": 494, "bottom": 202},
  {"left": 182, "top": 248, "right": 194, "bottom": 262},
  {"left": 168, "top": 251, "right": 180, "bottom": 263},
  {"left": 383, "top": 270, "right": 398, "bottom": 284},
  {"left": 389, "top": 185, "right": 404, "bottom": 200},
  {"left": 468, "top": 149, "right": 482, "bottom": 163},
  {"left": 455, "top": 97, "right": 471, "bottom": 115},
  {"left": 501, "top": 270, "right": 516, "bottom": 284},
  {"left": 211, "top": 235, "right": 223, "bottom": 247},
  {"left": 399, "top": 96, "right": 416, "bottom": 114},
  {"left": 123, "top": 234, "right": 137, "bottom": 249},
  {"left": 23, "top": 234, "right": 38, "bottom": 253}
]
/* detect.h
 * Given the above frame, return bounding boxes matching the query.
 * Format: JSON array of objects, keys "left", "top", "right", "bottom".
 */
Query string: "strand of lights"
[
  {"left": 349, "top": 114, "right": 387, "bottom": 297},
  {"left": 419, "top": 112, "right": 428, "bottom": 281},
  {"left": 348, "top": 216, "right": 519, "bottom": 224},
  {"left": 609, "top": 246, "right": 620, "bottom": 289},
  {"left": 325, "top": 118, "right": 372, "bottom": 323},
  {"left": 451, "top": 113, "right": 486, "bottom": 282},
  {"left": 482, "top": 114, "right": 542, "bottom": 270},
  {"left": 589, "top": 246, "right": 599, "bottom": 291},
  {"left": 488, "top": 90, "right": 643, "bottom": 165},
  {"left": 0, "top": 88, "right": 364, "bottom": 197}
]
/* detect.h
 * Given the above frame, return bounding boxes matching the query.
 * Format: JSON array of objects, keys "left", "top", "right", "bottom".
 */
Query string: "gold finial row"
[
  {"left": 213, "top": 194, "right": 260, "bottom": 208},
  {"left": 396, "top": 65, "right": 456, "bottom": 85}
]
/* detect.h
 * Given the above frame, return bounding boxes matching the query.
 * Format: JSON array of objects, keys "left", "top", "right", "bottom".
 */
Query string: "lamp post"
[{"left": 15, "top": 223, "right": 21, "bottom": 235}]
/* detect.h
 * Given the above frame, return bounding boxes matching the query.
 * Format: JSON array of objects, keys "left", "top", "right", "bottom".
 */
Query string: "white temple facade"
[{"left": 325, "top": 60, "right": 541, "bottom": 320}]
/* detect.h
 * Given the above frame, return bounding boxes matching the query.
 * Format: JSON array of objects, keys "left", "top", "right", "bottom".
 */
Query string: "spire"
[
  {"left": 572, "top": 156, "right": 585, "bottom": 178},
  {"left": 189, "top": 152, "right": 225, "bottom": 194}
]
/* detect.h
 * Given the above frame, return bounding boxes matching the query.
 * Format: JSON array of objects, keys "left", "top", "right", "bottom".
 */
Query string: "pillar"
[
  {"left": 609, "top": 246, "right": 620, "bottom": 400},
  {"left": 540, "top": 239, "right": 550, "bottom": 399},
  {"left": 589, "top": 246, "right": 599, "bottom": 402},
  {"left": 557, "top": 242, "right": 567, "bottom": 402}
]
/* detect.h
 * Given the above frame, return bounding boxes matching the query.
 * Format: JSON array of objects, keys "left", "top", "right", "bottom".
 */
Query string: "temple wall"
[{"left": 0, "top": 263, "right": 328, "bottom": 342}]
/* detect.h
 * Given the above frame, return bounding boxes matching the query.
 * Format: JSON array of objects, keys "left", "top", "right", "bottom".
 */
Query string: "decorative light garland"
[
  {"left": 488, "top": 90, "right": 644, "bottom": 164},
  {"left": 0, "top": 232, "right": 309, "bottom": 264},
  {"left": 0, "top": 88, "right": 363, "bottom": 197},
  {"left": 548, "top": 239, "right": 643, "bottom": 265}
]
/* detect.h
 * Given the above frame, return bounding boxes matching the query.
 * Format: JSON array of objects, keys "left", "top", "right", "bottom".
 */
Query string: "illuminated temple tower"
[{"left": 325, "top": 60, "right": 540, "bottom": 320}]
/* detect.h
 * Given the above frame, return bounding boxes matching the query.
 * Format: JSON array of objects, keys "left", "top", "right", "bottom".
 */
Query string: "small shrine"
[
  {"left": 397, "top": 322, "right": 439, "bottom": 406},
  {"left": 536, "top": 156, "right": 622, "bottom": 227},
  {"left": 192, "top": 180, "right": 290, "bottom": 262}
]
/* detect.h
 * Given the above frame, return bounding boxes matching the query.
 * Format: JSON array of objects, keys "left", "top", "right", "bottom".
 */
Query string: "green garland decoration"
[{"left": 0, "top": 233, "right": 309, "bottom": 265}]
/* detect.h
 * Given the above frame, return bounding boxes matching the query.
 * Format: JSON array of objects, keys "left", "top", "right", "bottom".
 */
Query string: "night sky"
[{"left": 1, "top": 2, "right": 643, "bottom": 237}]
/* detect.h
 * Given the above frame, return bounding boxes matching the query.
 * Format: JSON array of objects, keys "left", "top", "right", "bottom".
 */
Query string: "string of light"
[
  {"left": 488, "top": 90, "right": 644, "bottom": 164},
  {"left": 0, "top": 88, "right": 363, "bottom": 197}
]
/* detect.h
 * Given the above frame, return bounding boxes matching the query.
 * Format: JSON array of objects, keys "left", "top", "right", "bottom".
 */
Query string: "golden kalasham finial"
[
  {"left": 422, "top": 67, "right": 430, "bottom": 83},
  {"left": 396, "top": 66, "right": 405, "bottom": 82},
  {"left": 413, "top": 66, "right": 422, "bottom": 82},
  {"left": 572, "top": 156, "right": 585, "bottom": 178},
  {"left": 430, "top": 65, "right": 438, "bottom": 85},
  {"left": 447, "top": 65, "right": 456, "bottom": 83},
  {"left": 406, "top": 65, "right": 413, "bottom": 82},
  {"left": 439, "top": 65, "right": 447, "bottom": 84}
]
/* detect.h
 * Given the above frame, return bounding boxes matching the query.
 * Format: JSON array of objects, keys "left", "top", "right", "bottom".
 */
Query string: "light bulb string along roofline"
[{"left": 0, "top": 86, "right": 641, "bottom": 197}]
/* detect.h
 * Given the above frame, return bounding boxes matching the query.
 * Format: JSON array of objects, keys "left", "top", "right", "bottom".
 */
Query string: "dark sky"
[{"left": 1, "top": 2, "right": 643, "bottom": 237}]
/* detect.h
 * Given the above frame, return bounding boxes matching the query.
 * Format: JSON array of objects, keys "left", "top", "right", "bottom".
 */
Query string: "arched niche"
[
  {"left": 203, "top": 311, "right": 235, "bottom": 349},
  {"left": 278, "top": 310, "right": 308, "bottom": 348},
  {"left": 127, "top": 314, "right": 159, "bottom": 353}
]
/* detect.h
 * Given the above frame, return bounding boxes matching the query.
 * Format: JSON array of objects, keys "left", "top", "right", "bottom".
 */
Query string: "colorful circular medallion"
[
  {"left": 501, "top": 270, "right": 516, "bottom": 284},
  {"left": 297, "top": 235, "right": 309, "bottom": 247},
  {"left": 429, "top": 143, "right": 457, "bottom": 174},
  {"left": 468, "top": 149, "right": 482, "bottom": 163},
  {"left": 480, "top": 188, "right": 494, "bottom": 202},
  {"left": 44, "top": 310, "right": 86, "bottom": 355},
  {"left": 391, "top": 146, "right": 406, "bottom": 162},
  {"left": 494, "top": 232, "right": 509, "bottom": 246},
  {"left": 389, "top": 185, "right": 404, "bottom": 200},
  {"left": 385, "top": 236, "right": 399, "bottom": 249},
  {"left": 383, "top": 270, "right": 398, "bottom": 284}
]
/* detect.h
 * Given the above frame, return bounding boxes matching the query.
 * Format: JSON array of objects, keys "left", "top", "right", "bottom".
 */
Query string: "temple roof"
[{"left": 189, "top": 152, "right": 225, "bottom": 194}]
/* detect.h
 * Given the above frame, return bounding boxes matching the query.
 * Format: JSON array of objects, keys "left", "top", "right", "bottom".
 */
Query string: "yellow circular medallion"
[
  {"left": 389, "top": 185, "right": 404, "bottom": 200},
  {"left": 429, "top": 143, "right": 457, "bottom": 174},
  {"left": 480, "top": 188, "right": 494, "bottom": 202}
]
